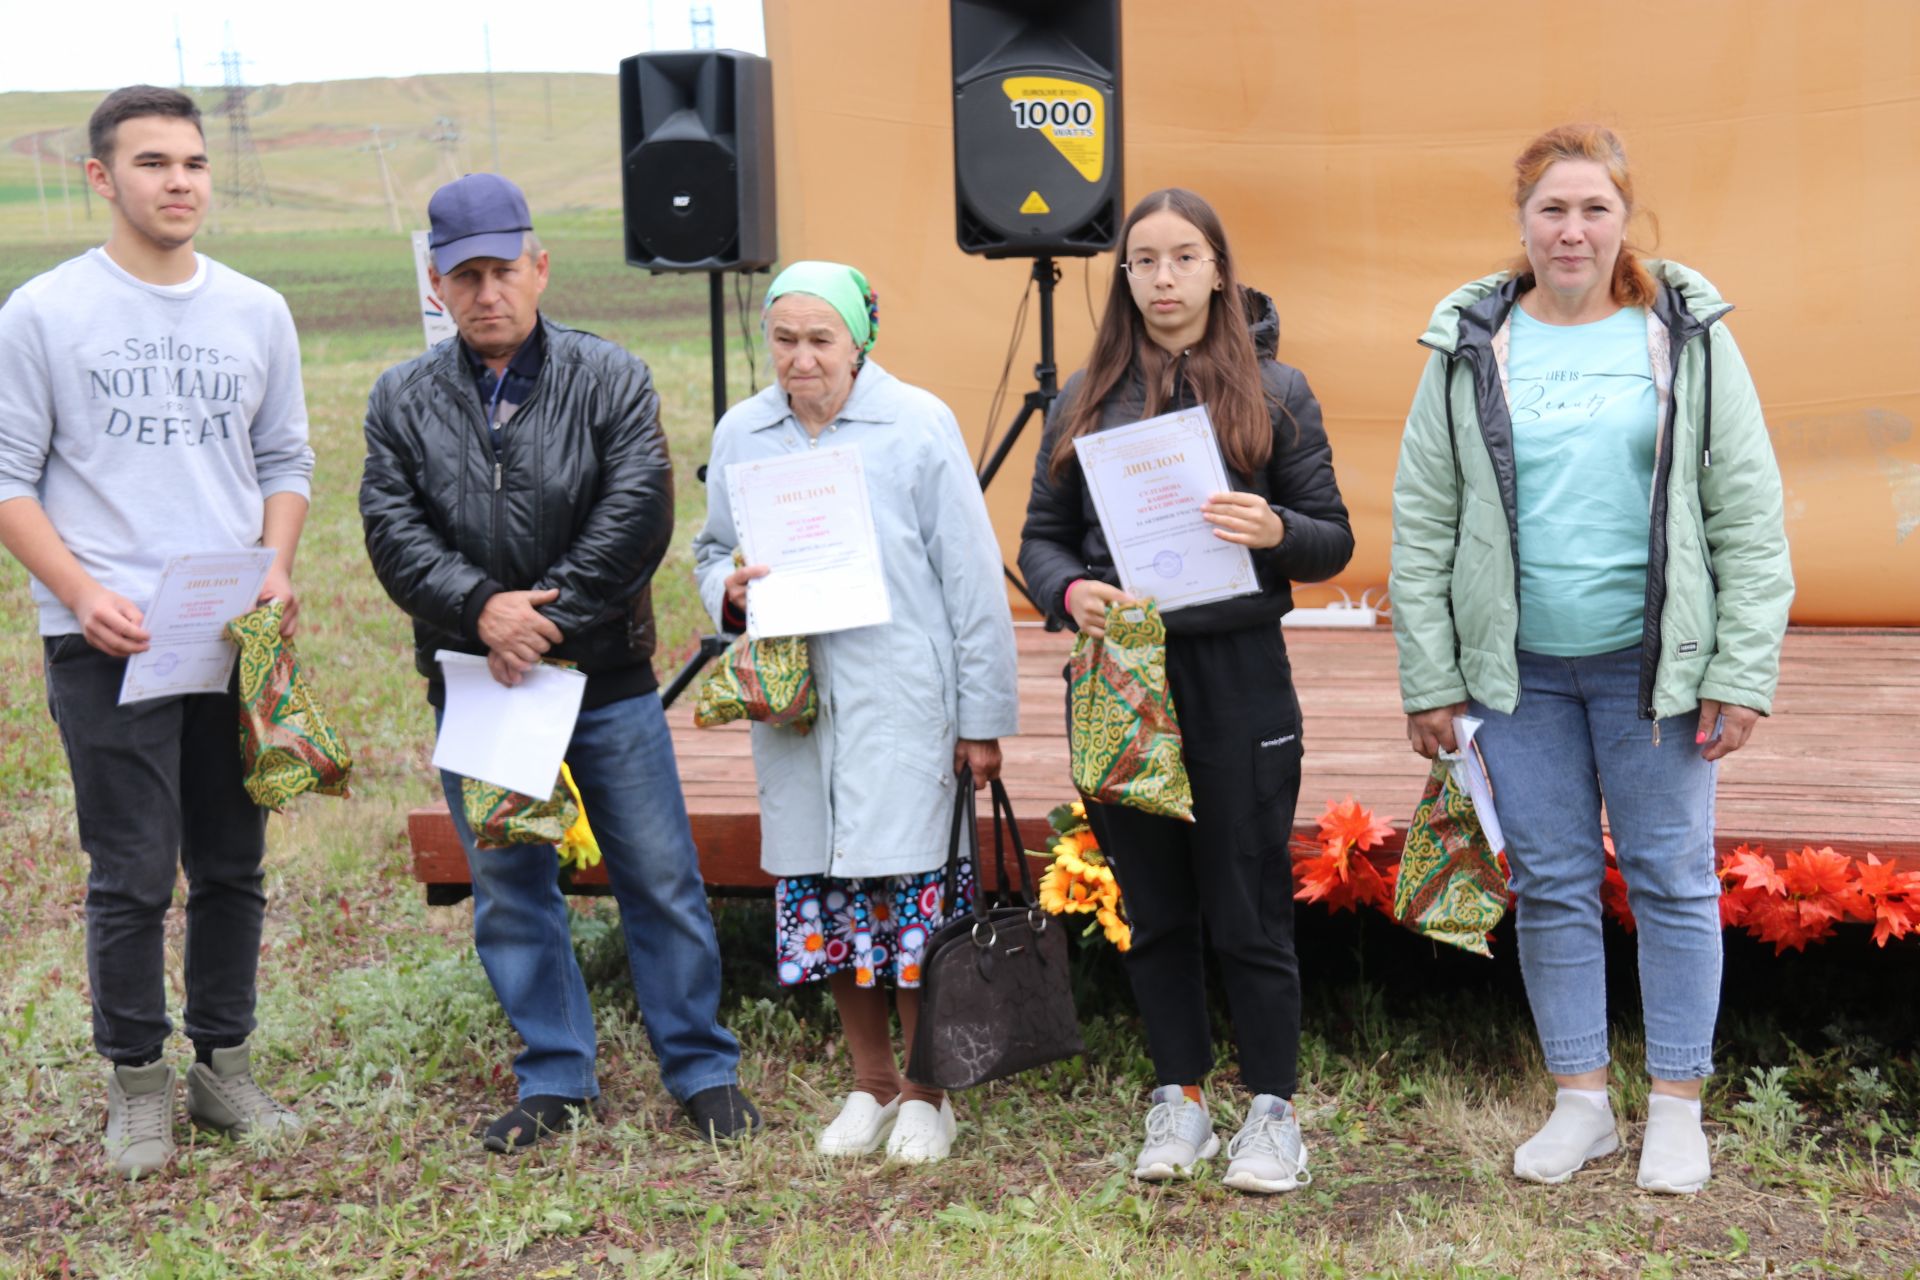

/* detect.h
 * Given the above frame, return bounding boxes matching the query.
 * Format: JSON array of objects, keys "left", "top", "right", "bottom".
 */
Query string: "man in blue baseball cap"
[{"left": 360, "top": 173, "right": 760, "bottom": 1150}]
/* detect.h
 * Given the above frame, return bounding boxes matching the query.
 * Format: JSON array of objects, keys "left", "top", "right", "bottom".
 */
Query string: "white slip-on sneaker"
[
  {"left": 817, "top": 1091, "right": 900, "bottom": 1157},
  {"left": 884, "top": 1097, "right": 956, "bottom": 1163},
  {"left": 1134, "top": 1085, "right": 1219, "bottom": 1182},
  {"left": 1222, "top": 1094, "right": 1311, "bottom": 1194},
  {"left": 1637, "top": 1095, "right": 1711, "bottom": 1194},
  {"left": 1513, "top": 1091, "right": 1621, "bottom": 1184}
]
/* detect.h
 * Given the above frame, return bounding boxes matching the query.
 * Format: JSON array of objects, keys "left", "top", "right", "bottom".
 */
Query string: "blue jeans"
[
  {"left": 1471, "top": 647, "right": 1721, "bottom": 1081},
  {"left": 437, "top": 691, "right": 740, "bottom": 1102}
]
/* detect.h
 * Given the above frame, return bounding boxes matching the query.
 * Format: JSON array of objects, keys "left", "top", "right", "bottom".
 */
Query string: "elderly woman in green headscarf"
[{"left": 693, "top": 262, "right": 1019, "bottom": 1163}]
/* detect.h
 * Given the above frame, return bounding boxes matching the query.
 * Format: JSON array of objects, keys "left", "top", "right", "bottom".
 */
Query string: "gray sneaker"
[
  {"left": 1133, "top": 1085, "right": 1219, "bottom": 1181},
  {"left": 1222, "top": 1094, "right": 1311, "bottom": 1194},
  {"left": 106, "top": 1061, "right": 176, "bottom": 1178},
  {"left": 185, "top": 1042, "right": 303, "bottom": 1137}
]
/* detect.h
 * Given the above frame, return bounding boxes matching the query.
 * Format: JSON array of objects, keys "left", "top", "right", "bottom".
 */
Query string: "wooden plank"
[{"left": 411, "top": 625, "right": 1920, "bottom": 893}]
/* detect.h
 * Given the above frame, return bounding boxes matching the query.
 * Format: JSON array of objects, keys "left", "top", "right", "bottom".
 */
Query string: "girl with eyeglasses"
[{"left": 1019, "top": 188, "right": 1353, "bottom": 1194}]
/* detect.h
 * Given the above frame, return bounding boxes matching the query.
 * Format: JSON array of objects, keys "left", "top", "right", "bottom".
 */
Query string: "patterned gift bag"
[
  {"left": 461, "top": 772, "right": 578, "bottom": 850},
  {"left": 693, "top": 633, "right": 816, "bottom": 733},
  {"left": 1068, "top": 600, "right": 1194, "bottom": 822},
  {"left": 1392, "top": 756, "right": 1509, "bottom": 956},
  {"left": 224, "top": 601, "right": 353, "bottom": 810}
]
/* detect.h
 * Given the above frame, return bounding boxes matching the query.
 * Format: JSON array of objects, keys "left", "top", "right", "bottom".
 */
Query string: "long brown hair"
[
  {"left": 1048, "top": 188, "right": 1272, "bottom": 481},
  {"left": 1509, "top": 124, "right": 1659, "bottom": 309}
]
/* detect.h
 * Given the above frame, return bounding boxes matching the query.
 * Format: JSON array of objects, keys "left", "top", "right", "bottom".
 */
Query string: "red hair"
[{"left": 1510, "top": 124, "right": 1659, "bottom": 309}]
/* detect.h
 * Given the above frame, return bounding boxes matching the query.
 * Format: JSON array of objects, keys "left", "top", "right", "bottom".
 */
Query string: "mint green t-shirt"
[{"left": 1508, "top": 304, "right": 1657, "bottom": 656}]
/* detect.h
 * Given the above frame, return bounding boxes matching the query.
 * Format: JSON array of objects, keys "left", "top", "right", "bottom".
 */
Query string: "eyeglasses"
[{"left": 1122, "top": 252, "right": 1216, "bottom": 279}]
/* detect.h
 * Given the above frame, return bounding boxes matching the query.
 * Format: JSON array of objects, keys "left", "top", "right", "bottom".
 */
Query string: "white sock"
[
  {"left": 1558, "top": 1087, "right": 1611, "bottom": 1112},
  {"left": 1650, "top": 1094, "right": 1703, "bottom": 1121}
]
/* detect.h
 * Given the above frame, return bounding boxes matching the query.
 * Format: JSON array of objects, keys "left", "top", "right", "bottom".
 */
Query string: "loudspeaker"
[
  {"left": 619, "top": 50, "right": 776, "bottom": 272},
  {"left": 951, "top": 0, "right": 1123, "bottom": 258}
]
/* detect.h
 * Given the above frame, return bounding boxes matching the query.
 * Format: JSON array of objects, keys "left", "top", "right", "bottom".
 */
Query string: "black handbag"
[{"left": 906, "top": 769, "right": 1085, "bottom": 1090}]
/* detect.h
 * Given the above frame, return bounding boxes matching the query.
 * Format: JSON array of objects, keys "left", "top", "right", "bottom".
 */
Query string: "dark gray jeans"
[{"left": 43, "top": 635, "right": 268, "bottom": 1064}]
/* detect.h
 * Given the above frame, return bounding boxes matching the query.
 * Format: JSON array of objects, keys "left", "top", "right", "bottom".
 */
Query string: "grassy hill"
[{"left": 0, "top": 73, "right": 624, "bottom": 238}]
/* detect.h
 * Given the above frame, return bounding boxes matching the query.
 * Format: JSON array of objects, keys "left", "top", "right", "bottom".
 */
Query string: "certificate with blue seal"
[{"left": 1072, "top": 405, "right": 1259, "bottom": 611}]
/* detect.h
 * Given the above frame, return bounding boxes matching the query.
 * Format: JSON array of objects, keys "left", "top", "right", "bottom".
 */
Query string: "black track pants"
[{"left": 1079, "top": 622, "right": 1304, "bottom": 1097}]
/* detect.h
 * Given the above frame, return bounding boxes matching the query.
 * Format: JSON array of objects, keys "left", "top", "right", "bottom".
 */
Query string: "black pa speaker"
[
  {"left": 951, "top": 0, "right": 1123, "bottom": 258},
  {"left": 619, "top": 50, "right": 776, "bottom": 271}
]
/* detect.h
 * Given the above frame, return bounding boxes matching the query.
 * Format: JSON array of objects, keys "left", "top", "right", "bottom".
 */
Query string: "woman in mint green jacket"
[{"left": 1389, "top": 125, "right": 1792, "bottom": 1197}]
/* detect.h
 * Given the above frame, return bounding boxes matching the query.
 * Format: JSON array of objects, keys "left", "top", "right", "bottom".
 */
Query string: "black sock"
[
  {"left": 116, "top": 1050, "right": 164, "bottom": 1069},
  {"left": 193, "top": 1038, "right": 242, "bottom": 1067}
]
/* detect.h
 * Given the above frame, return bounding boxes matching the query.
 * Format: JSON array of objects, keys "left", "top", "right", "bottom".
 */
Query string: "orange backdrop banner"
[{"left": 762, "top": 0, "right": 1920, "bottom": 625}]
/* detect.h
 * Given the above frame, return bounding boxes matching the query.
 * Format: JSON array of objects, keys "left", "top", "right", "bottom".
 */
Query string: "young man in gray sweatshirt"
[{"left": 0, "top": 86, "right": 314, "bottom": 1177}]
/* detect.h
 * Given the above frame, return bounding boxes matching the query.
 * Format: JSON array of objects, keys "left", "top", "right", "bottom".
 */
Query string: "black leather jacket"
[
  {"left": 1018, "top": 288, "right": 1354, "bottom": 634},
  {"left": 360, "top": 318, "right": 671, "bottom": 707}
]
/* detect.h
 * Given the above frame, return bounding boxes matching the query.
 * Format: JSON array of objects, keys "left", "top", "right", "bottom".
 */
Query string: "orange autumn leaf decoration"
[
  {"left": 1038, "top": 793, "right": 1916, "bottom": 955},
  {"left": 1716, "top": 844, "right": 1877, "bottom": 955},
  {"left": 1851, "top": 853, "right": 1920, "bottom": 947},
  {"left": 1600, "top": 835, "right": 1636, "bottom": 933},
  {"left": 1295, "top": 797, "right": 1397, "bottom": 914}
]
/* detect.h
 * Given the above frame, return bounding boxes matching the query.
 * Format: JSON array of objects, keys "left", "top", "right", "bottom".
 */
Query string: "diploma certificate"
[
  {"left": 1072, "top": 405, "right": 1259, "bottom": 611},
  {"left": 118, "top": 549, "right": 278, "bottom": 704},
  {"left": 726, "top": 446, "right": 892, "bottom": 639}
]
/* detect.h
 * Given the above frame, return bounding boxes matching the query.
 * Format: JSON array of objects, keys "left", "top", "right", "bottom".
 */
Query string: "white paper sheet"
[
  {"left": 726, "top": 445, "right": 892, "bottom": 639},
  {"left": 430, "top": 651, "right": 587, "bottom": 798},
  {"left": 117, "top": 549, "right": 278, "bottom": 705},
  {"left": 1441, "top": 714, "right": 1505, "bottom": 854},
  {"left": 1072, "top": 405, "right": 1260, "bottom": 612}
]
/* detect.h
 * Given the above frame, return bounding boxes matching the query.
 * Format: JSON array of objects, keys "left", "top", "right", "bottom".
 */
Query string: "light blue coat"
[{"left": 693, "top": 361, "right": 1020, "bottom": 878}]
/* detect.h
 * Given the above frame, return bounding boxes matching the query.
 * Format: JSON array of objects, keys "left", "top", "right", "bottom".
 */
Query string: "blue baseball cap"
[{"left": 427, "top": 173, "right": 533, "bottom": 272}]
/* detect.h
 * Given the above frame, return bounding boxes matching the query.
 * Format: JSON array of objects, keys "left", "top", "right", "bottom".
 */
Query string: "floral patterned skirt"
[{"left": 773, "top": 862, "right": 975, "bottom": 989}]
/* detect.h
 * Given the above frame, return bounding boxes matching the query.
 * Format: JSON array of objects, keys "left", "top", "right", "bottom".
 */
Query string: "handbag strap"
[
  {"left": 943, "top": 762, "right": 978, "bottom": 916},
  {"left": 986, "top": 777, "right": 1038, "bottom": 909}
]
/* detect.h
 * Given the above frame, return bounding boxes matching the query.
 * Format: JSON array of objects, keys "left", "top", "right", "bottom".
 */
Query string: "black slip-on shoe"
[
  {"left": 684, "top": 1083, "right": 762, "bottom": 1142},
  {"left": 482, "top": 1095, "right": 589, "bottom": 1153}
]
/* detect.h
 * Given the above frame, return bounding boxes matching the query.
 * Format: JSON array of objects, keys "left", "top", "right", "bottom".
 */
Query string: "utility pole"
[
  {"left": 429, "top": 116, "right": 463, "bottom": 185},
  {"left": 58, "top": 136, "right": 73, "bottom": 231},
  {"left": 175, "top": 19, "right": 187, "bottom": 88},
  {"left": 691, "top": 3, "right": 715, "bottom": 49},
  {"left": 73, "top": 153, "right": 92, "bottom": 220},
  {"left": 366, "top": 124, "right": 402, "bottom": 233},
  {"left": 484, "top": 23, "right": 501, "bottom": 173},
  {"left": 31, "top": 141, "right": 49, "bottom": 237},
  {"left": 544, "top": 75, "right": 553, "bottom": 141},
  {"left": 214, "top": 42, "right": 272, "bottom": 206}
]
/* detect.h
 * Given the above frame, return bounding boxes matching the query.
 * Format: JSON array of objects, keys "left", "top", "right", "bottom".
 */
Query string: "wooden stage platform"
[{"left": 410, "top": 626, "right": 1920, "bottom": 898}]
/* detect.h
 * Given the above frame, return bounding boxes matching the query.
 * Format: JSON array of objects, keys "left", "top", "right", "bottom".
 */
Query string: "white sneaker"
[
  {"left": 1637, "top": 1095, "right": 1711, "bottom": 1194},
  {"left": 1513, "top": 1092, "right": 1620, "bottom": 1184},
  {"left": 884, "top": 1097, "right": 956, "bottom": 1163},
  {"left": 1222, "top": 1094, "right": 1311, "bottom": 1194},
  {"left": 1134, "top": 1084, "right": 1219, "bottom": 1182},
  {"left": 817, "top": 1091, "right": 900, "bottom": 1157}
]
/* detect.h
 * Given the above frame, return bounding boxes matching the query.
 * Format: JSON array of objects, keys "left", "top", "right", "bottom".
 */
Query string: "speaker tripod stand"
[
  {"left": 659, "top": 269, "right": 754, "bottom": 709},
  {"left": 976, "top": 255, "right": 1063, "bottom": 622}
]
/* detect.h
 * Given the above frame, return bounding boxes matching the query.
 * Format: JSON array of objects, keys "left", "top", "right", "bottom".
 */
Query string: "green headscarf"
[{"left": 763, "top": 260, "right": 877, "bottom": 353}]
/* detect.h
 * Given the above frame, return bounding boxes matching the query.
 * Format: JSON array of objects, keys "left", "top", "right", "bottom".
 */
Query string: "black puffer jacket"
[
  {"left": 360, "top": 319, "right": 671, "bottom": 707},
  {"left": 1018, "top": 288, "right": 1354, "bottom": 633}
]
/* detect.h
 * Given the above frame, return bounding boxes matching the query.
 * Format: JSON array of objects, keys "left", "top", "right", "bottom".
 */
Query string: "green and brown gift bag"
[
  {"left": 1392, "top": 756, "right": 1509, "bottom": 956},
  {"left": 224, "top": 601, "right": 353, "bottom": 810},
  {"left": 461, "top": 773, "right": 579, "bottom": 850},
  {"left": 1068, "top": 599, "right": 1194, "bottom": 822},
  {"left": 694, "top": 552, "right": 818, "bottom": 733},
  {"left": 694, "top": 633, "right": 816, "bottom": 733}
]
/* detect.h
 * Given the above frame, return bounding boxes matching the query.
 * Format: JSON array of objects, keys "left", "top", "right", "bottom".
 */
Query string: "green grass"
[{"left": 2, "top": 230, "right": 1918, "bottom": 1277}]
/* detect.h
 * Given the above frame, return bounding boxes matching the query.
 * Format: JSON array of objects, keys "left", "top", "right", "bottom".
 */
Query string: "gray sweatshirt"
[{"left": 0, "top": 248, "right": 314, "bottom": 635}]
